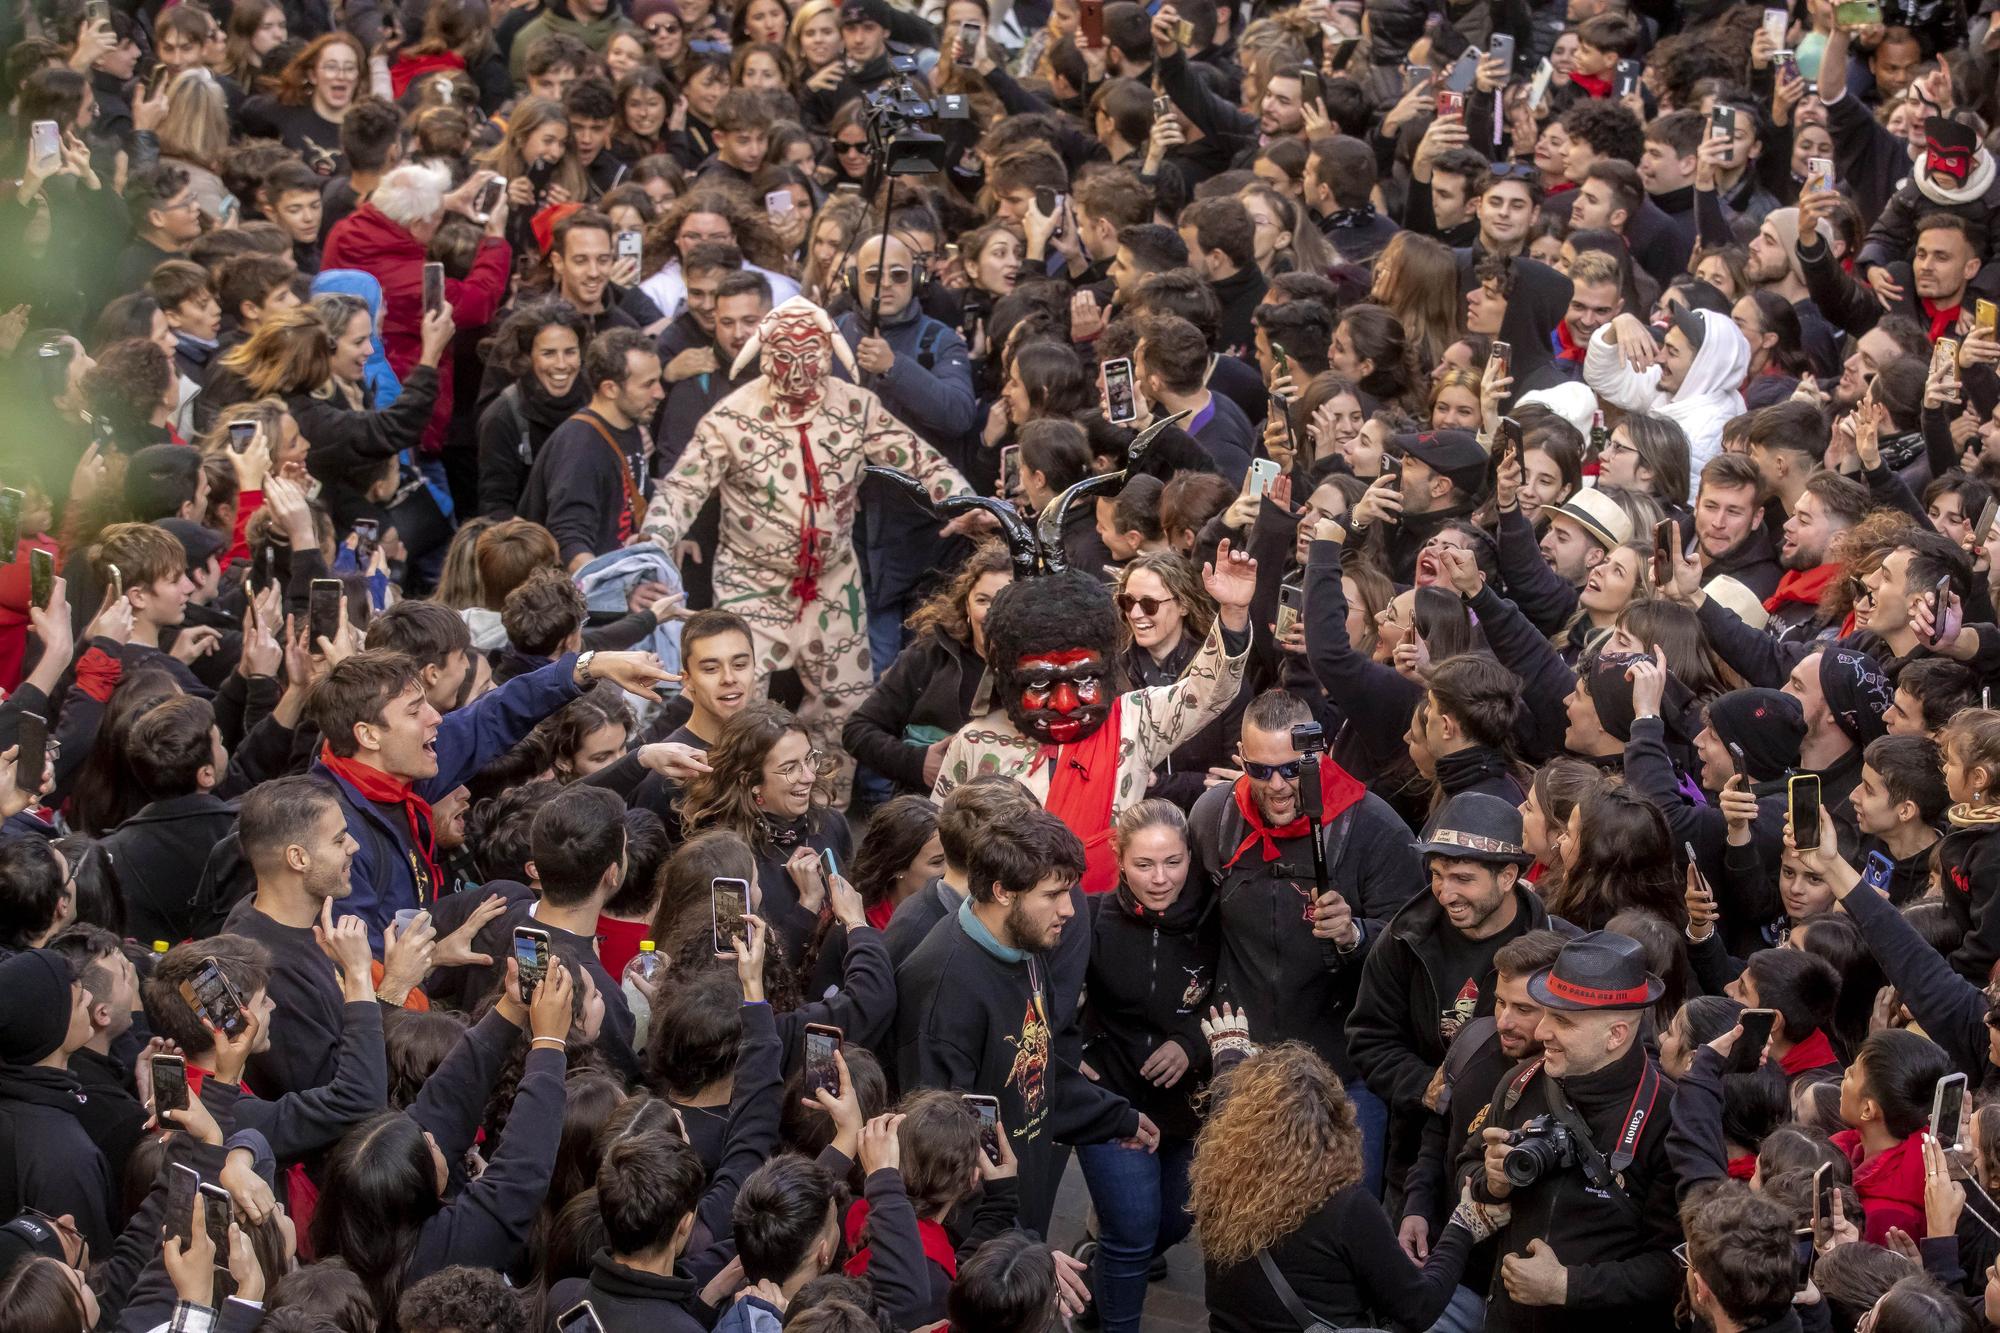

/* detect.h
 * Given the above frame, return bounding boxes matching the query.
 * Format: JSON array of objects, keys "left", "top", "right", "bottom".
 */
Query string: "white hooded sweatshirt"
[{"left": 1583, "top": 309, "right": 1750, "bottom": 499}]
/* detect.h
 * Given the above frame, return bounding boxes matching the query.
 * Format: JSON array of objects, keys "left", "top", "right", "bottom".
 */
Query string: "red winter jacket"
[
  {"left": 321, "top": 203, "right": 510, "bottom": 454},
  {"left": 1830, "top": 1128, "right": 1925, "bottom": 1245}
]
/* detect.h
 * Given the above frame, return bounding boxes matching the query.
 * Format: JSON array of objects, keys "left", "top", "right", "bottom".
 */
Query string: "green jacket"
[{"left": 508, "top": 6, "right": 622, "bottom": 85}]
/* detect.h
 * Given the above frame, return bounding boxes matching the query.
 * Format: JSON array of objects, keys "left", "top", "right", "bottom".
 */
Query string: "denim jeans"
[
  {"left": 866, "top": 596, "right": 910, "bottom": 679},
  {"left": 1075, "top": 1136, "right": 1195, "bottom": 1333},
  {"left": 1427, "top": 1285, "right": 1487, "bottom": 1333},
  {"left": 1346, "top": 1077, "right": 1389, "bottom": 1199}
]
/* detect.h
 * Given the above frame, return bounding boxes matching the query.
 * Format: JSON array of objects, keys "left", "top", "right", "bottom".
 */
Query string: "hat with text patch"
[{"left": 1527, "top": 930, "right": 1665, "bottom": 1011}]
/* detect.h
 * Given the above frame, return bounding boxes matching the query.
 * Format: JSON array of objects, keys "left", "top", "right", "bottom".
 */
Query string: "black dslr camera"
[{"left": 1502, "top": 1115, "right": 1577, "bottom": 1187}]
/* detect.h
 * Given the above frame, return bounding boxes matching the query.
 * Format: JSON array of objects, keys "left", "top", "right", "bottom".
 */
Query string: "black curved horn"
[
  {"left": 862, "top": 465, "right": 1044, "bottom": 578},
  {"left": 1037, "top": 471, "right": 1126, "bottom": 574},
  {"left": 1125, "top": 406, "right": 1195, "bottom": 469}
]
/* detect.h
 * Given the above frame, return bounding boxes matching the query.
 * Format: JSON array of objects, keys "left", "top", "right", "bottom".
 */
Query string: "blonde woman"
[
  {"left": 1368, "top": 231, "right": 1461, "bottom": 374},
  {"left": 786, "top": 0, "right": 843, "bottom": 74},
  {"left": 156, "top": 69, "right": 238, "bottom": 221}
]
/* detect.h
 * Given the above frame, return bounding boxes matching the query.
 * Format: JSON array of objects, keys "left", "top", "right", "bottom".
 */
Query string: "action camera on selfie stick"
[{"left": 1293, "top": 721, "right": 1330, "bottom": 903}]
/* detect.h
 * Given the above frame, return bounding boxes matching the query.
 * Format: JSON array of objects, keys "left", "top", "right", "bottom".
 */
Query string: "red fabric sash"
[
  {"left": 1923, "top": 298, "right": 1963, "bottom": 344},
  {"left": 319, "top": 743, "right": 440, "bottom": 904},
  {"left": 842, "top": 1198, "right": 959, "bottom": 1279},
  {"left": 1225, "top": 760, "right": 1367, "bottom": 868},
  {"left": 1763, "top": 562, "right": 1837, "bottom": 615},
  {"left": 1779, "top": 1027, "right": 1838, "bottom": 1077},
  {"left": 791, "top": 424, "right": 829, "bottom": 615},
  {"left": 1040, "top": 699, "right": 1124, "bottom": 893},
  {"left": 1571, "top": 72, "right": 1613, "bottom": 97}
]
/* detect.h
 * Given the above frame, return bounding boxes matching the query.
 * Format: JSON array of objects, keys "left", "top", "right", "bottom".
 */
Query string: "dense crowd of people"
[{"left": 16, "top": 0, "right": 2000, "bottom": 1329}]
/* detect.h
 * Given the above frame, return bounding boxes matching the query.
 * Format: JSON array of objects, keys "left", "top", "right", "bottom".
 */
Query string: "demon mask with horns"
[
  {"left": 730, "top": 296, "right": 857, "bottom": 418},
  {"left": 866, "top": 409, "right": 1192, "bottom": 746}
]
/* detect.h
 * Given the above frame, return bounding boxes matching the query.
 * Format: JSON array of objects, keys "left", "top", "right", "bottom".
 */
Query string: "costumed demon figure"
[
  {"left": 875, "top": 442, "right": 1255, "bottom": 893},
  {"left": 642, "top": 297, "right": 974, "bottom": 776}
]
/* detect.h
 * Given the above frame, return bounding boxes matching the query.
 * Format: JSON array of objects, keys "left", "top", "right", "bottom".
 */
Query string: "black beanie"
[
  {"left": 0, "top": 949, "right": 72, "bottom": 1065},
  {"left": 1818, "top": 647, "right": 1892, "bottom": 749},
  {"left": 1706, "top": 688, "right": 1806, "bottom": 783},
  {"left": 1588, "top": 651, "right": 1693, "bottom": 743}
]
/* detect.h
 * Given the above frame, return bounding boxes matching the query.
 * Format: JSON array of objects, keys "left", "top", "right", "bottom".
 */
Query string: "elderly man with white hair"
[{"left": 321, "top": 161, "right": 513, "bottom": 457}]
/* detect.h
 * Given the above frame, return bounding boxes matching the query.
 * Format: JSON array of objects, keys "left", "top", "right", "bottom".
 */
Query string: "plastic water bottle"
[
  {"left": 623, "top": 941, "right": 664, "bottom": 1047},
  {"left": 623, "top": 940, "right": 664, "bottom": 987}
]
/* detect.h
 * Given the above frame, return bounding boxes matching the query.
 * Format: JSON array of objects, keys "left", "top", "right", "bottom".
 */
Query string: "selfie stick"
[{"left": 1295, "top": 726, "right": 1330, "bottom": 899}]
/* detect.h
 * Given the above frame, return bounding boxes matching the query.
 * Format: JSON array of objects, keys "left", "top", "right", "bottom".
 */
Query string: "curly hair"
[
  {"left": 982, "top": 569, "right": 1123, "bottom": 696},
  {"left": 674, "top": 700, "right": 830, "bottom": 847},
  {"left": 480, "top": 299, "right": 590, "bottom": 380},
  {"left": 1115, "top": 551, "right": 1214, "bottom": 651},
  {"left": 644, "top": 187, "right": 792, "bottom": 276},
  {"left": 1190, "top": 1043, "right": 1361, "bottom": 1263},
  {"left": 906, "top": 539, "right": 1014, "bottom": 645}
]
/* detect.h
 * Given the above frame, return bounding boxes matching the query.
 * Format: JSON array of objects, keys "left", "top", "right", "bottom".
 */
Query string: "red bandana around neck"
[
  {"left": 1763, "top": 562, "right": 1838, "bottom": 615},
  {"left": 1922, "top": 298, "right": 1963, "bottom": 344},
  {"left": 1570, "top": 71, "right": 1612, "bottom": 98},
  {"left": 1225, "top": 760, "right": 1367, "bottom": 868},
  {"left": 1039, "top": 698, "right": 1125, "bottom": 893},
  {"left": 319, "top": 743, "right": 441, "bottom": 905},
  {"left": 1778, "top": 1027, "right": 1839, "bottom": 1077}
]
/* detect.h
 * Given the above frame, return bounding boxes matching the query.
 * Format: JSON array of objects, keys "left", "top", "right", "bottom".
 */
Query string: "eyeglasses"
[
  {"left": 645, "top": 19, "right": 682, "bottom": 33},
  {"left": 775, "top": 750, "right": 840, "bottom": 779},
  {"left": 861, "top": 265, "right": 913, "bottom": 285},
  {"left": 835, "top": 139, "right": 869, "bottom": 155},
  {"left": 1115, "top": 593, "right": 1173, "bottom": 617},
  {"left": 1600, "top": 438, "right": 1638, "bottom": 458},
  {"left": 159, "top": 195, "right": 200, "bottom": 213},
  {"left": 1243, "top": 759, "right": 1302, "bottom": 781}
]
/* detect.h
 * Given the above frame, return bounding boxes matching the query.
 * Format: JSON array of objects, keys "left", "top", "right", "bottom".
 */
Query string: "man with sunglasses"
[
  {"left": 836, "top": 230, "right": 978, "bottom": 677},
  {"left": 1188, "top": 689, "right": 1424, "bottom": 1196}
]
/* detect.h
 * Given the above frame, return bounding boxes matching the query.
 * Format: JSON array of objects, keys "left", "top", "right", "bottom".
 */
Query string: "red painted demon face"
[
  {"left": 1011, "top": 648, "right": 1110, "bottom": 745},
  {"left": 761, "top": 309, "right": 832, "bottom": 409}
]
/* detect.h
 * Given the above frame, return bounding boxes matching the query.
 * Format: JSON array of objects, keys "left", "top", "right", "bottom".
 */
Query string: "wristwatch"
[{"left": 575, "top": 650, "right": 597, "bottom": 686}]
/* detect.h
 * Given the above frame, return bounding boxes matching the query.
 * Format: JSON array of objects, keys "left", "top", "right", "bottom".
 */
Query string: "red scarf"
[
  {"left": 1224, "top": 760, "right": 1367, "bottom": 868},
  {"left": 1763, "top": 562, "right": 1838, "bottom": 615},
  {"left": 319, "top": 743, "right": 440, "bottom": 905},
  {"left": 1923, "top": 298, "right": 1963, "bottom": 344},
  {"left": 1554, "top": 318, "right": 1585, "bottom": 363},
  {"left": 842, "top": 1198, "right": 958, "bottom": 1279},
  {"left": 1778, "top": 1027, "right": 1839, "bottom": 1078},
  {"left": 1570, "top": 71, "right": 1613, "bottom": 98},
  {"left": 1726, "top": 1153, "right": 1757, "bottom": 1180},
  {"left": 1038, "top": 699, "right": 1124, "bottom": 894}
]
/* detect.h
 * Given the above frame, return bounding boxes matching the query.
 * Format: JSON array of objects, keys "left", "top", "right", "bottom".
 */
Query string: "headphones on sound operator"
[{"left": 845, "top": 233, "right": 931, "bottom": 296}]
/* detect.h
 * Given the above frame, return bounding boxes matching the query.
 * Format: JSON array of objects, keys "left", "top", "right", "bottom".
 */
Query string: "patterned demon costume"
[
  {"left": 642, "top": 298, "right": 973, "bottom": 771},
  {"left": 888, "top": 436, "right": 1248, "bottom": 892}
]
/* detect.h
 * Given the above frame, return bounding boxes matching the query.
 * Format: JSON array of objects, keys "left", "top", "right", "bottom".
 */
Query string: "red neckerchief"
[
  {"left": 1726, "top": 1153, "right": 1757, "bottom": 1180},
  {"left": 790, "top": 424, "right": 829, "bottom": 617},
  {"left": 1922, "top": 298, "right": 1963, "bottom": 344},
  {"left": 1779, "top": 1027, "right": 1839, "bottom": 1077},
  {"left": 1038, "top": 698, "right": 1124, "bottom": 893},
  {"left": 1571, "top": 71, "right": 1613, "bottom": 97},
  {"left": 1763, "top": 562, "right": 1837, "bottom": 615},
  {"left": 1554, "top": 319, "right": 1585, "bottom": 363},
  {"left": 1224, "top": 760, "right": 1367, "bottom": 868},
  {"left": 319, "top": 742, "right": 441, "bottom": 904},
  {"left": 842, "top": 1198, "right": 958, "bottom": 1279}
]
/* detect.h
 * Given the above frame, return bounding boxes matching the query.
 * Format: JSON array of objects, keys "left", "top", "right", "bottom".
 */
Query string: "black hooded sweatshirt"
[
  {"left": 1495, "top": 257, "right": 1575, "bottom": 405},
  {"left": 1082, "top": 879, "right": 1220, "bottom": 1142}
]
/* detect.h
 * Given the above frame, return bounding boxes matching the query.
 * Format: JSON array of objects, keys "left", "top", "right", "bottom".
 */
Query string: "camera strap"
[
  {"left": 1538, "top": 1062, "right": 1661, "bottom": 1216},
  {"left": 1254, "top": 1250, "right": 1340, "bottom": 1333}
]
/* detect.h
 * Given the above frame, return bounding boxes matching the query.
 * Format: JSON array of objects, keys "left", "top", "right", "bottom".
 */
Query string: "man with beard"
[
  {"left": 523, "top": 330, "right": 667, "bottom": 570},
  {"left": 1346, "top": 429, "right": 1496, "bottom": 586},
  {"left": 1190, "top": 689, "right": 1424, "bottom": 1195},
  {"left": 1737, "top": 207, "right": 1843, "bottom": 377},
  {"left": 1350, "top": 795, "right": 1561, "bottom": 1213},
  {"left": 1678, "top": 1186, "right": 1805, "bottom": 1333},
  {"left": 1494, "top": 471, "right": 1635, "bottom": 638},
  {"left": 1394, "top": 930, "right": 1568, "bottom": 1328},
  {"left": 224, "top": 776, "right": 492, "bottom": 1095},
  {"left": 662, "top": 270, "right": 771, "bottom": 460},
  {"left": 1466, "top": 933, "right": 1682, "bottom": 1333},
  {"left": 1754, "top": 470, "right": 1870, "bottom": 642},
  {"left": 896, "top": 806, "right": 1153, "bottom": 1237},
  {"left": 1690, "top": 453, "right": 1782, "bottom": 600}
]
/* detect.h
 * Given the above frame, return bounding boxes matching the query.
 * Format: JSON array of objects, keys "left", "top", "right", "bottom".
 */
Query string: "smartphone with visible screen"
[
  {"left": 804, "top": 1023, "right": 843, "bottom": 1097},
  {"left": 29, "top": 120, "right": 60, "bottom": 172},
  {"left": 955, "top": 20, "right": 980, "bottom": 64},
  {"left": 422, "top": 261, "right": 445, "bottom": 317},
  {"left": 309, "top": 578, "right": 342, "bottom": 648},
  {"left": 1933, "top": 1071, "right": 1970, "bottom": 1149},
  {"left": 228, "top": 420, "right": 258, "bottom": 454},
  {"left": 349, "top": 519, "right": 380, "bottom": 571},
  {"left": 1490, "top": 340, "right": 1512, "bottom": 380},
  {"left": 1079, "top": 0, "right": 1103, "bottom": 47},
  {"left": 1789, "top": 773, "right": 1823, "bottom": 852},
  {"left": 999, "top": 444, "right": 1022, "bottom": 499},
  {"left": 167, "top": 1163, "right": 200, "bottom": 1246},
  {"left": 616, "top": 229, "right": 643, "bottom": 261},
  {"left": 1246, "top": 458, "right": 1281, "bottom": 501},
  {"left": 513, "top": 926, "right": 550, "bottom": 1003},
  {"left": 557, "top": 1302, "right": 606, "bottom": 1333},
  {"left": 198, "top": 1183, "right": 233, "bottom": 1257},
  {"left": 964, "top": 1093, "right": 1002, "bottom": 1165},
  {"left": 711, "top": 876, "right": 749, "bottom": 955},
  {"left": 181, "top": 958, "right": 249, "bottom": 1038},
  {"left": 474, "top": 176, "right": 504, "bottom": 218},
  {"left": 29, "top": 548, "right": 53, "bottom": 611},
  {"left": 151, "top": 1053, "right": 189, "bottom": 1113},
  {"left": 14, "top": 711, "right": 47, "bottom": 795},
  {"left": 1103, "top": 357, "right": 1138, "bottom": 424},
  {"left": 1731, "top": 1008, "right": 1776, "bottom": 1074},
  {"left": 1033, "top": 185, "right": 1058, "bottom": 220},
  {"left": 0, "top": 488, "right": 21, "bottom": 554},
  {"left": 1488, "top": 33, "right": 1515, "bottom": 72}
]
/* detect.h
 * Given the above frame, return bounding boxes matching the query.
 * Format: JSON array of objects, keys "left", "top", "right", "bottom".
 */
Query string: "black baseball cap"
[{"left": 1387, "top": 429, "right": 1488, "bottom": 492}]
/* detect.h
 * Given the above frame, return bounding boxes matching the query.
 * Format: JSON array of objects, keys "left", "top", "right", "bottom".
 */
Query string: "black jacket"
[
  {"left": 475, "top": 376, "right": 588, "bottom": 520},
  {"left": 1082, "top": 880, "right": 1219, "bottom": 1141},
  {"left": 881, "top": 877, "right": 959, "bottom": 968},
  {"left": 221, "top": 897, "right": 345, "bottom": 1098},
  {"left": 1348, "top": 884, "right": 1558, "bottom": 1119},
  {"left": 1702, "top": 523, "right": 1784, "bottom": 602},
  {"left": 1191, "top": 777, "right": 1425, "bottom": 1080},
  {"left": 103, "top": 792, "right": 243, "bottom": 944},
  {"left": 520, "top": 408, "right": 645, "bottom": 566},
  {"left": 842, "top": 630, "right": 985, "bottom": 795},
  {"left": 0, "top": 1064, "right": 118, "bottom": 1254},
  {"left": 1209, "top": 264, "right": 1268, "bottom": 358},
  {"left": 289, "top": 367, "right": 440, "bottom": 531}
]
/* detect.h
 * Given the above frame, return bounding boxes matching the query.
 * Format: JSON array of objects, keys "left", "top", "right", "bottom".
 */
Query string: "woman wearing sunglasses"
[
  {"left": 1116, "top": 552, "right": 1250, "bottom": 811},
  {"left": 821, "top": 100, "right": 872, "bottom": 193}
]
